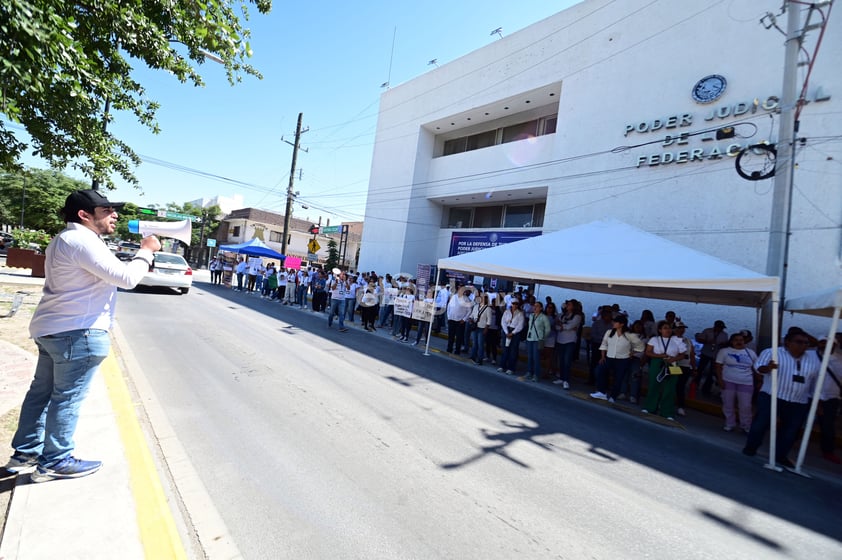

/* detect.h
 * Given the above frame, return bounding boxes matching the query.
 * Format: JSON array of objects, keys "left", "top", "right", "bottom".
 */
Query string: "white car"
[{"left": 137, "top": 252, "right": 193, "bottom": 294}]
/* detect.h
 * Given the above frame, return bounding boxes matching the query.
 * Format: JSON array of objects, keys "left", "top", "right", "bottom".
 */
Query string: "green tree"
[
  {"left": 0, "top": 0, "right": 271, "bottom": 189},
  {"left": 325, "top": 238, "right": 340, "bottom": 271},
  {"left": 0, "top": 168, "right": 88, "bottom": 234}
]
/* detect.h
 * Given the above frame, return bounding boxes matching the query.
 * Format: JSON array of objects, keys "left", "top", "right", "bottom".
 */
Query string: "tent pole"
[
  {"left": 765, "top": 295, "right": 783, "bottom": 472},
  {"left": 792, "top": 305, "right": 841, "bottom": 476}
]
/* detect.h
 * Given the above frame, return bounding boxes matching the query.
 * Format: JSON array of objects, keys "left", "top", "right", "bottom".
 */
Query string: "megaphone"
[{"left": 128, "top": 219, "right": 193, "bottom": 245}]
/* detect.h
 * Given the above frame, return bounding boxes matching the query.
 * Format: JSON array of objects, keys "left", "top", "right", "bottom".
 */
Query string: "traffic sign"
[
  {"left": 206, "top": 239, "right": 217, "bottom": 247},
  {"left": 307, "top": 253, "right": 318, "bottom": 260},
  {"left": 307, "top": 239, "right": 321, "bottom": 253},
  {"left": 321, "top": 225, "right": 342, "bottom": 234}
]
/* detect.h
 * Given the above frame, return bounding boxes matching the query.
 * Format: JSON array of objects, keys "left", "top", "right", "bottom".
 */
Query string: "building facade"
[
  {"left": 219, "top": 208, "right": 362, "bottom": 269},
  {"left": 358, "top": 0, "right": 841, "bottom": 329}
]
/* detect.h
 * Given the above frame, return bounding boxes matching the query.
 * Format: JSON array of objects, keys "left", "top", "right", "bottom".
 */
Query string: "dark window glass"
[
  {"left": 502, "top": 120, "right": 538, "bottom": 144},
  {"left": 473, "top": 206, "right": 503, "bottom": 228},
  {"left": 533, "top": 203, "right": 545, "bottom": 227},
  {"left": 504, "top": 205, "right": 534, "bottom": 228},
  {"left": 446, "top": 207, "right": 473, "bottom": 228},
  {"left": 466, "top": 129, "right": 497, "bottom": 151},
  {"left": 269, "top": 231, "right": 283, "bottom": 242},
  {"left": 543, "top": 116, "right": 557, "bottom": 135},
  {"left": 232, "top": 226, "right": 241, "bottom": 237},
  {"left": 443, "top": 137, "right": 467, "bottom": 156}
]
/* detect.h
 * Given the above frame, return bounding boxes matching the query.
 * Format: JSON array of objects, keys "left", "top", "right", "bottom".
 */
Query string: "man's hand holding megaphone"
[{"left": 140, "top": 235, "right": 162, "bottom": 253}]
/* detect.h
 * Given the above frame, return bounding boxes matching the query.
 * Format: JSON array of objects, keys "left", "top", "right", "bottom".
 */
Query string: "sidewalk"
[{"left": 1, "top": 269, "right": 840, "bottom": 559}]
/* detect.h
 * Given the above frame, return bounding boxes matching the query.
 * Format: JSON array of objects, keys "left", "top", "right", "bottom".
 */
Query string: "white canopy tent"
[
  {"left": 437, "top": 220, "right": 777, "bottom": 307},
  {"left": 785, "top": 286, "right": 842, "bottom": 476},
  {"left": 430, "top": 219, "right": 788, "bottom": 469}
]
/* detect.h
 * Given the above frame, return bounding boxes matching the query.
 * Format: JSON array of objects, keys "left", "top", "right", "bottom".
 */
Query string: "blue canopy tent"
[{"left": 219, "top": 238, "right": 285, "bottom": 260}]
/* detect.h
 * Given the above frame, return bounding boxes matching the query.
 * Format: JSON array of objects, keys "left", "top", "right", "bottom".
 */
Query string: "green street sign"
[
  {"left": 166, "top": 211, "right": 200, "bottom": 222},
  {"left": 321, "top": 225, "right": 342, "bottom": 234},
  {"left": 135, "top": 208, "right": 198, "bottom": 222}
]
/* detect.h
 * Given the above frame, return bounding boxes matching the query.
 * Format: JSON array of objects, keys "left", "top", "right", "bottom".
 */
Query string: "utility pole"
[
  {"left": 758, "top": 2, "right": 803, "bottom": 350},
  {"left": 281, "top": 113, "right": 306, "bottom": 258}
]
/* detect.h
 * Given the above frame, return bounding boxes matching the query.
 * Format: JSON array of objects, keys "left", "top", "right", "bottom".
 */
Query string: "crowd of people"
[{"left": 206, "top": 255, "right": 842, "bottom": 468}]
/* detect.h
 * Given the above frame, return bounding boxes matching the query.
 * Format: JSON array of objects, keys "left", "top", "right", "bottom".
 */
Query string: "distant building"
[
  {"left": 186, "top": 194, "right": 244, "bottom": 217},
  {"left": 218, "top": 208, "right": 362, "bottom": 269}
]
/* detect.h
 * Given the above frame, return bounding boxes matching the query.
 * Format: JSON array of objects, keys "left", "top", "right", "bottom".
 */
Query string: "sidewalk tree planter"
[{"left": 5, "top": 247, "right": 46, "bottom": 277}]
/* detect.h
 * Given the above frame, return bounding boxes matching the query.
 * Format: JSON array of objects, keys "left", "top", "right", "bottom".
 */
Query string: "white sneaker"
[
  {"left": 677, "top": 408, "right": 686, "bottom": 417},
  {"left": 497, "top": 367, "right": 504, "bottom": 372},
  {"left": 552, "top": 379, "right": 564, "bottom": 385},
  {"left": 589, "top": 391, "right": 608, "bottom": 400},
  {"left": 562, "top": 381, "right": 570, "bottom": 390},
  {"left": 505, "top": 370, "right": 514, "bottom": 375},
  {"left": 608, "top": 397, "right": 615, "bottom": 404}
]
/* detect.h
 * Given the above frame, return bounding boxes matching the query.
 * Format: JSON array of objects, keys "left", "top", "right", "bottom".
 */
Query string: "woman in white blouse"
[
  {"left": 590, "top": 315, "right": 644, "bottom": 402},
  {"left": 715, "top": 332, "right": 757, "bottom": 432},
  {"left": 642, "top": 321, "right": 688, "bottom": 420}
]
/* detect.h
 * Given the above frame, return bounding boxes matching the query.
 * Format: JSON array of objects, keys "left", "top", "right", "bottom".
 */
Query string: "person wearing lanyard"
[
  {"left": 590, "top": 314, "right": 645, "bottom": 403},
  {"left": 742, "top": 328, "right": 821, "bottom": 468},
  {"left": 642, "top": 321, "right": 687, "bottom": 420},
  {"left": 715, "top": 332, "right": 758, "bottom": 433}
]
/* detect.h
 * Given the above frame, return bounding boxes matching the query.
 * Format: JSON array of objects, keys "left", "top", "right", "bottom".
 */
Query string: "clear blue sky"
[{"left": 28, "top": 1, "right": 582, "bottom": 224}]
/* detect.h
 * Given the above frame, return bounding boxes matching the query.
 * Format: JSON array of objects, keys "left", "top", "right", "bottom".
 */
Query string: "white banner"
[
  {"left": 394, "top": 296, "right": 414, "bottom": 318},
  {"left": 411, "top": 300, "right": 434, "bottom": 322}
]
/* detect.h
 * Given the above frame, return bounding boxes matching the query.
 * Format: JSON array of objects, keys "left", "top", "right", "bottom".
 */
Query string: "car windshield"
[{"left": 154, "top": 254, "right": 187, "bottom": 265}]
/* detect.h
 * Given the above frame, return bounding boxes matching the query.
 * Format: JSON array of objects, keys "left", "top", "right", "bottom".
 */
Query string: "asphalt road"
[{"left": 115, "top": 280, "right": 842, "bottom": 560}]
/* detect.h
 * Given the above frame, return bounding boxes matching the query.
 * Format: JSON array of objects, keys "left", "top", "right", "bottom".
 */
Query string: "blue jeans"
[
  {"left": 556, "top": 342, "right": 577, "bottom": 382},
  {"left": 345, "top": 299, "right": 356, "bottom": 322},
  {"left": 236, "top": 272, "right": 244, "bottom": 290},
  {"left": 526, "top": 340, "right": 541, "bottom": 377},
  {"left": 379, "top": 305, "right": 393, "bottom": 328},
  {"left": 297, "top": 284, "right": 308, "bottom": 307},
  {"left": 470, "top": 328, "right": 486, "bottom": 362},
  {"left": 328, "top": 298, "right": 346, "bottom": 328},
  {"left": 12, "top": 329, "right": 111, "bottom": 467}
]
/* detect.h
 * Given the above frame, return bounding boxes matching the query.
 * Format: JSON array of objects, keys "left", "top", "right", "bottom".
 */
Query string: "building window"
[
  {"left": 269, "top": 231, "right": 283, "bottom": 243},
  {"left": 501, "top": 120, "right": 539, "bottom": 144},
  {"left": 443, "top": 203, "right": 543, "bottom": 229},
  {"left": 474, "top": 206, "right": 503, "bottom": 228},
  {"left": 231, "top": 226, "right": 241, "bottom": 237},
  {"left": 446, "top": 207, "right": 473, "bottom": 228},
  {"left": 503, "top": 205, "right": 535, "bottom": 227},
  {"left": 443, "top": 137, "right": 468, "bottom": 156},
  {"left": 437, "top": 114, "right": 557, "bottom": 157}
]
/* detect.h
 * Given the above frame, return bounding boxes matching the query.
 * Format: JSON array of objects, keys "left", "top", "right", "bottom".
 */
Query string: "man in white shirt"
[
  {"left": 327, "top": 269, "right": 349, "bottom": 332},
  {"left": 5, "top": 190, "right": 160, "bottom": 482}
]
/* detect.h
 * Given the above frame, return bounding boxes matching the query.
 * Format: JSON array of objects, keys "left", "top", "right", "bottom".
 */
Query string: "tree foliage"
[
  {"left": 325, "top": 238, "right": 340, "bottom": 271},
  {"left": 0, "top": 168, "right": 88, "bottom": 234},
  {"left": 0, "top": 0, "right": 271, "bottom": 188}
]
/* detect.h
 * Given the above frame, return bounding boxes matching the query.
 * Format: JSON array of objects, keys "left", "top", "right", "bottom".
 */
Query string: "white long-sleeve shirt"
[
  {"left": 30, "top": 223, "right": 152, "bottom": 338},
  {"left": 501, "top": 309, "right": 525, "bottom": 336}
]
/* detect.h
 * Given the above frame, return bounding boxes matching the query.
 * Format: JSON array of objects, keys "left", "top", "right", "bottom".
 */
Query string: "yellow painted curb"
[{"left": 101, "top": 351, "right": 187, "bottom": 560}]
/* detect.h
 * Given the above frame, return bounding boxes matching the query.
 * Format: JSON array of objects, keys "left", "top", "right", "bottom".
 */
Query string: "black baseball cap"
[{"left": 61, "top": 189, "right": 125, "bottom": 220}]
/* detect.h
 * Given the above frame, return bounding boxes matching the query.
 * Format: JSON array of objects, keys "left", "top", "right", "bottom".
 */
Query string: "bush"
[{"left": 11, "top": 229, "right": 52, "bottom": 252}]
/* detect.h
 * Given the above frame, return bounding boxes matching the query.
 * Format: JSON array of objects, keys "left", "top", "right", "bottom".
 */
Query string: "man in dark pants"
[
  {"left": 743, "top": 329, "right": 821, "bottom": 468},
  {"left": 445, "top": 289, "right": 470, "bottom": 355},
  {"left": 588, "top": 306, "right": 614, "bottom": 384}
]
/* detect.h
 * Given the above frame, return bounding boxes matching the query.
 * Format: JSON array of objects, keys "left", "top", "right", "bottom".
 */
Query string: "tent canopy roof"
[
  {"left": 438, "top": 219, "right": 778, "bottom": 308},
  {"left": 219, "top": 238, "right": 285, "bottom": 259},
  {"left": 784, "top": 286, "right": 842, "bottom": 318}
]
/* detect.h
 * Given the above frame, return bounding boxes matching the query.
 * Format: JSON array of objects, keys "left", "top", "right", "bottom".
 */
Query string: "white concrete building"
[{"left": 359, "top": 0, "right": 841, "bottom": 332}]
